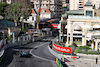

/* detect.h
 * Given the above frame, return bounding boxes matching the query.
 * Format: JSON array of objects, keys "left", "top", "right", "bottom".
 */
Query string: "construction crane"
[
  {"left": 34, "top": 0, "right": 43, "bottom": 41},
  {"left": 37, "top": 0, "right": 42, "bottom": 30}
]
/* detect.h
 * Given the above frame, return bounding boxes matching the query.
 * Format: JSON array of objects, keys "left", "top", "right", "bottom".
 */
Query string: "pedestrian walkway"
[
  {"left": 50, "top": 36, "right": 100, "bottom": 67},
  {"left": 64, "top": 56, "right": 100, "bottom": 67}
]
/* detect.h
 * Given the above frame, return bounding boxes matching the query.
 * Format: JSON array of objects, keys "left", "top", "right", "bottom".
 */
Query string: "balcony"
[{"left": 87, "top": 30, "right": 100, "bottom": 33}]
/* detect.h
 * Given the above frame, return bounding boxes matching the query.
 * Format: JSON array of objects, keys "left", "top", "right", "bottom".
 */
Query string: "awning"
[
  {"left": 65, "top": 25, "right": 67, "bottom": 29},
  {"left": 57, "top": 24, "right": 61, "bottom": 29},
  {"left": 50, "top": 24, "right": 59, "bottom": 28},
  {"left": 74, "top": 26, "right": 81, "bottom": 30},
  {"left": 83, "top": 25, "right": 92, "bottom": 28},
  {"left": 93, "top": 24, "right": 100, "bottom": 28}
]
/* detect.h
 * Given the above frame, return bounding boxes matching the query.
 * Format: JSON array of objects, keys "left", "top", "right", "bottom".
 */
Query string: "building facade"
[
  {"left": 70, "top": 0, "right": 100, "bottom": 10},
  {"left": 31, "top": 0, "right": 63, "bottom": 19},
  {"left": 58, "top": 0, "right": 100, "bottom": 51},
  {"left": 23, "top": 9, "right": 38, "bottom": 28},
  {"left": 23, "top": 8, "right": 51, "bottom": 28}
]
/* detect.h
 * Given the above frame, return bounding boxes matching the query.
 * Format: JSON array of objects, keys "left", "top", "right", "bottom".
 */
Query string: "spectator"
[{"left": 96, "top": 57, "right": 98, "bottom": 64}]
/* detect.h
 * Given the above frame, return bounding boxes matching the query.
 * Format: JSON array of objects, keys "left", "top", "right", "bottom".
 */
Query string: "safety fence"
[{"left": 0, "top": 34, "right": 32, "bottom": 62}]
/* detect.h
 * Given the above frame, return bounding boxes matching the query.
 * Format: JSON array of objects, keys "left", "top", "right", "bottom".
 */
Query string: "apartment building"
[
  {"left": 70, "top": 0, "right": 100, "bottom": 10},
  {"left": 31, "top": 0, "right": 63, "bottom": 20}
]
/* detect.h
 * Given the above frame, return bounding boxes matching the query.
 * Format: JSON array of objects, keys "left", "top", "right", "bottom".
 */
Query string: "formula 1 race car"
[{"left": 19, "top": 51, "right": 30, "bottom": 58}]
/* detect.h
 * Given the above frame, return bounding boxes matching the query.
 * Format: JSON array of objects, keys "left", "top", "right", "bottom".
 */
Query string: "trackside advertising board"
[{"left": 53, "top": 43, "right": 71, "bottom": 54}]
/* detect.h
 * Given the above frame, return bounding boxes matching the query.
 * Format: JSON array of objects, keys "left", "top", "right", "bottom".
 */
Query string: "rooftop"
[
  {"left": 0, "top": 20, "right": 15, "bottom": 28},
  {"left": 66, "top": 10, "right": 84, "bottom": 14},
  {"left": 32, "top": 9, "right": 37, "bottom": 14},
  {"left": 85, "top": 0, "right": 92, "bottom": 6},
  {"left": 68, "top": 15, "right": 100, "bottom": 20}
]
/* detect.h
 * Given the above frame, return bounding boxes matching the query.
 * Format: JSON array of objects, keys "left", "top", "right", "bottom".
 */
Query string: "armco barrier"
[
  {"left": 48, "top": 46, "right": 62, "bottom": 60},
  {"left": 0, "top": 34, "right": 32, "bottom": 62},
  {"left": 48, "top": 46, "right": 71, "bottom": 67}
]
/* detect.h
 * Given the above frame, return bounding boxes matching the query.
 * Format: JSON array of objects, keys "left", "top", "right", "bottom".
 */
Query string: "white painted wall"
[
  {"left": 40, "top": 13, "right": 51, "bottom": 19},
  {"left": 23, "top": 14, "right": 38, "bottom": 28},
  {"left": 84, "top": 6, "right": 94, "bottom": 16},
  {"left": 6, "top": 0, "right": 11, "bottom": 4}
]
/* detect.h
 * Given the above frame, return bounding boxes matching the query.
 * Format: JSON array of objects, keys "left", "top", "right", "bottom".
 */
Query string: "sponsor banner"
[
  {"left": 53, "top": 43, "right": 71, "bottom": 54},
  {"left": 50, "top": 24, "right": 59, "bottom": 28}
]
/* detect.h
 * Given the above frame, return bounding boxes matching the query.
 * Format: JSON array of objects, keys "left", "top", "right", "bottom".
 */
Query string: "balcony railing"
[{"left": 87, "top": 30, "right": 100, "bottom": 33}]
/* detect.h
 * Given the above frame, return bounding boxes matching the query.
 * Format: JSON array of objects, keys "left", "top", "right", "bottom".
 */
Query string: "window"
[
  {"left": 46, "top": 4, "right": 48, "bottom": 7},
  {"left": 32, "top": 17, "right": 34, "bottom": 21},
  {"left": 86, "top": 11, "right": 93, "bottom": 16},
  {"left": 79, "top": 7, "right": 83, "bottom": 8},
  {"left": 36, "top": 4, "right": 38, "bottom": 7},
  {"left": 93, "top": 22, "right": 96, "bottom": 24}
]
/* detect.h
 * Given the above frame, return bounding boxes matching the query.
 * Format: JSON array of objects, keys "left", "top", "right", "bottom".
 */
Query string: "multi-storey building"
[
  {"left": 31, "top": 0, "right": 63, "bottom": 20},
  {"left": 70, "top": 0, "right": 100, "bottom": 10},
  {"left": 58, "top": 0, "right": 100, "bottom": 51}
]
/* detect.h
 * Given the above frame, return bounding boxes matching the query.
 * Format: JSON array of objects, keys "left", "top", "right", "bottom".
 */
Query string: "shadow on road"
[
  {"left": 14, "top": 46, "right": 33, "bottom": 49},
  {"left": 0, "top": 48, "right": 13, "bottom": 67},
  {"left": 0, "top": 47, "right": 32, "bottom": 67}
]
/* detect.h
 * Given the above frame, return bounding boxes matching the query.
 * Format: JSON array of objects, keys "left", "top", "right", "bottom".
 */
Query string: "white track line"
[
  {"left": 30, "top": 49, "right": 55, "bottom": 62},
  {"left": 30, "top": 42, "right": 55, "bottom": 62},
  {"left": 34, "top": 42, "right": 48, "bottom": 48}
]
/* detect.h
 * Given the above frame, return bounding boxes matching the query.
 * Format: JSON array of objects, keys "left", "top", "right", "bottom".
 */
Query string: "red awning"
[
  {"left": 46, "top": 19, "right": 56, "bottom": 22},
  {"left": 50, "top": 24, "right": 58, "bottom": 28}
]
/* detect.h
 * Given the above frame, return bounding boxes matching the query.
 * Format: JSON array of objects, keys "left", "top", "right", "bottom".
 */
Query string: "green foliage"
[
  {"left": 74, "top": 46, "right": 90, "bottom": 53},
  {"left": 5, "top": 3, "right": 32, "bottom": 26},
  {"left": 74, "top": 48, "right": 82, "bottom": 53},
  {"left": 68, "top": 43, "right": 78, "bottom": 47},
  {"left": 22, "top": 27, "right": 29, "bottom": 32},
  {"left": 0, "top": 2, "right": 9, "bottom": 17},
  {"left": 74, "top": 45, "right": 100, "bottom": 55},
  {"left": 54, "top": 41, "right": 65, "bottom": 46},
  {"left": 8, "top": 35, "right": 11, "bottom": 40},
  {"left": 79, "top": 46, "right": 89, "bottom": 51},
  {"left": 63, "top": 6, "right": 68, "bottom": 8},
  {"left": 72, "top": 43, "right": 78, "bottom": 47},
  {"left": 83, "top": 51, "right": 100, "bottom": 55},
  {"left": 68, "top": 43, "right": 77, "bottom": 55},
  {"left": 74, "top": 48, "right": 100, "bottom": 55}
]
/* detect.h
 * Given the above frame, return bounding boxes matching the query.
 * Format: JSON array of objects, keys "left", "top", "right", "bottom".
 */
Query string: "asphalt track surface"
[{"left": 0, "top": 37, "right": 58, "bottom": 67}]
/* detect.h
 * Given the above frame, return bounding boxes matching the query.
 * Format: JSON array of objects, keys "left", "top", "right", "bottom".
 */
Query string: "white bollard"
[
  {"left": 90, "top": 62, "right": 93, "bottom": 67},
  {"left": 13, "top": 33, "right": 15, "bottom": 43},
  {"left": 77, "top": 65, "right": 79, "bottom": 67}
]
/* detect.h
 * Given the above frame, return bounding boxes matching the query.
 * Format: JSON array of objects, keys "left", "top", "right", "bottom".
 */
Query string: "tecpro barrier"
[
  {"left": 56, "top": 58, "right": 63, "bottom": 67},
  {"left": 53, "top": 43, "right": 71, "bottom": 54}
]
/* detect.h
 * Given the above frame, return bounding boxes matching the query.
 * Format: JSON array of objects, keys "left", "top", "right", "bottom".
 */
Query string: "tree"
[
  {"left": 5, "top": 3, "right": 32, "bottom": 30},
  {"left": 68, "top": 43, "right": 77, "bottom": 55},
  {"left": 0, "top": 2, "right": 9, "bottom": 17}
]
